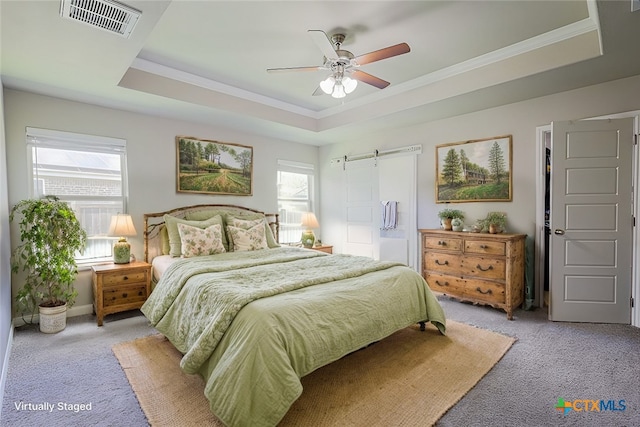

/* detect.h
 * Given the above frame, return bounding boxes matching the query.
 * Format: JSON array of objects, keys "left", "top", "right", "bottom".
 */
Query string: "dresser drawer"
[
  {"left": 465, "top": 239, "right": 506, "bottom": 256},
  {"left": 423, "top": 236, "right": 462, "bottom": 252},
  {"left": 425, "top": 272, "right": 467, "bottom": 295},
  {"left": 102, "top": 271, "right": 148, "bottom": 287},
  {"left": 424, "top": 252, "right": 462, "bottom": 275},
  {"left": 461, "top": 256, "right": 505, "bottom": 280},
  {"left": 463, "top": 278, "right": 506, "bottom": 304},
  {"left": 103, "top": 283, "right": 148, "bottom": 307}
]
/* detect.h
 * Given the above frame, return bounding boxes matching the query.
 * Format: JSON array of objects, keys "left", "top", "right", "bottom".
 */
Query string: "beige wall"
[
  {"left": 3, "top": 89, "right": 318, "bottom": 317},
  {"left": 319, "top": 74, "right": 640, "bottom": 254}
]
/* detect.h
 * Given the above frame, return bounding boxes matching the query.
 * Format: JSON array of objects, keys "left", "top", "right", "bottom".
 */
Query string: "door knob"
[{"left": 554, "top": 229, "right": 565, "bottom": 235}]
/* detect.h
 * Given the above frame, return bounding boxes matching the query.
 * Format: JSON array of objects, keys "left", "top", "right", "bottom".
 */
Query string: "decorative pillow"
[
  {"left": 177, "top": 223, "right": 226, "bottom": 258},
  {"left": 164, "top": 214, "right": 224, "bottom": 257},
  {"left": 226, "top": 214, "right": 280, "bottom": 249},
  {"left": 226, "top": 223, "right": 268, "bottom": 252}
]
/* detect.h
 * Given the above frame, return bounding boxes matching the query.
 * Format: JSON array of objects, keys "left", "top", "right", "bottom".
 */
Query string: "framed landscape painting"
[
  {"left": 176, "top": 136, "right": 253, "bottom": 196},
  {"left": 436, "top": 135, "right": 512, "bottom": 203}
]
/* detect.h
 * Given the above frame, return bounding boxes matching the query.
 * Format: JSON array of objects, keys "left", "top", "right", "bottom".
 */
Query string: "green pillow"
[
  {"left": 160, "top": 225, "right": 170, "bottom": 255},
  {"left": 164, "top": 214, "right": 225, "bottom": 256}
]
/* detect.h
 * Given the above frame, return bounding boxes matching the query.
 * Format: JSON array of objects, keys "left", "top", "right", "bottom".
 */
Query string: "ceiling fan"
[{"left": 267, "top": 30, "right": 410, "bottom": 98}]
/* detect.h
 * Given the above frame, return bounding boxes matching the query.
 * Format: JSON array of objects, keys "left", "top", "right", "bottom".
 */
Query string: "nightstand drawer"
[
  {"left": 103, "top": 283, "right": 148, "bottom": 307},
  {"left": 102, "top": 271, "right": 148, "bottom": 287}
]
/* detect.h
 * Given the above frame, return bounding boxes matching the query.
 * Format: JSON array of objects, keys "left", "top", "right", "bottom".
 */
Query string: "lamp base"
[
  {"left": 113, "top": 239, "right": 131, "bottom": 264},
  {"left": 301, "top": 230, "right": 315, "bottom": 248}
]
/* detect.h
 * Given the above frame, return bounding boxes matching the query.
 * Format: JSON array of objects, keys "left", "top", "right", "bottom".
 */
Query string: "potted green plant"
[
  {"left": 484, "top": 211, "right": 507, "bottom": 234},
  {"left": 10, "top": 196, "right": 87, "bottom": 333},
  {"left": 437, "top": 208, "right": 464, "bottom": 231}
]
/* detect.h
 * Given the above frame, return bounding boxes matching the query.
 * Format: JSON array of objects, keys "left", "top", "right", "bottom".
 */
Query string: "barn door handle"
[{"left": 554, "top": 229, "right": 565, "bottom": 235}]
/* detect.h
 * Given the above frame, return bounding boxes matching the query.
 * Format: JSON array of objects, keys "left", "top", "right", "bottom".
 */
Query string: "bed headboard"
[{"left": 143, "top": 204, "right": 279, "bottom": 263}]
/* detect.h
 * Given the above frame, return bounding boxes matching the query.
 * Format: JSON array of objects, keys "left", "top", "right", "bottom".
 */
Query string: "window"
[
  {"left": 277, "top": 160, "right": 315, "bottom": 244},
  {"left": 26, "top": 127, "right": 128, "bottom": 264}
]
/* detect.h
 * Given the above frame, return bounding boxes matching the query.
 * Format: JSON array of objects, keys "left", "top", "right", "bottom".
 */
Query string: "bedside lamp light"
[
  {"left": 300, "top": 212, "right": 319, "bottom": 248},
  {"left": 108, "top": 214, "right": 137, "bottom": 264}
]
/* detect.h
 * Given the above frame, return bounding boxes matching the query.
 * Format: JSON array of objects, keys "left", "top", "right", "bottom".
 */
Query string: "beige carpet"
[{"left": 112, "top": 320, "right": 515, "bottom": 427}]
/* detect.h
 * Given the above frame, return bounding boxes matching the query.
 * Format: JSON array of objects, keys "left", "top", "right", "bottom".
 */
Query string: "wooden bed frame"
[{"left": 143, "top": 204, "right": 279, "bottom": 263}]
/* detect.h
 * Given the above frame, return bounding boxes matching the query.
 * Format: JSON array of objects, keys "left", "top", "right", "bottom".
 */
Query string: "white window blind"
[{"left": 26, "top": 127, "right": 129, "bottom": 264}]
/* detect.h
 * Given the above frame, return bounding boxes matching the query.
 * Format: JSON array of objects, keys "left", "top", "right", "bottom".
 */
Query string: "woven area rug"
[{"left": 112, "top": 320, "right": 515, "bottom": 426}]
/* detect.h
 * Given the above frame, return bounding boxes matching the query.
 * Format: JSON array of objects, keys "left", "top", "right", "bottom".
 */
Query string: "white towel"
[{"left": 380, "top": 201, "right": 398, "bottom": 230}]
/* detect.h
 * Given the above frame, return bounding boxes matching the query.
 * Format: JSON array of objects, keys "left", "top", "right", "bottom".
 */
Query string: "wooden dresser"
[{"left": 419, "top": 229, "right": 526, "bottom": 320}]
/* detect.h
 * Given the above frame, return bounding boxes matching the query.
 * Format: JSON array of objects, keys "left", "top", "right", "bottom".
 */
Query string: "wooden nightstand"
[
  {"left": 91, "top": 261, "right": 151, "bottom": 326},
  {"left": 311, "top": 245, "right": 333, "bottom": 254}
]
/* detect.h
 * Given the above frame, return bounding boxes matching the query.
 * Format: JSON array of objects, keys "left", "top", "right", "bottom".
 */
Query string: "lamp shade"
[
  {"left": 108, "top": 214, "right": 136, "bottom": 264},
  {"left": 108, "top": 214, "right": 137, "bottom": 237},
  {"left": 300, "top": 212, "right": 319, "bottom": 229}
]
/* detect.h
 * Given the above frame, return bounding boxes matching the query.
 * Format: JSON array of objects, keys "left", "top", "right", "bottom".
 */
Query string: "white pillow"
[
  {"left": 177, "top": 223, "right": 226, "bottom": 258},
  {"left": 226, "top": 223, "right": 268, "bottom": 252}
]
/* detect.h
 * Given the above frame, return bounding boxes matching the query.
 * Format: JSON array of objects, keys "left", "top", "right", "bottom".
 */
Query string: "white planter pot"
[{"left": 39, "top": 304, "right": 67, "bottom": 333}]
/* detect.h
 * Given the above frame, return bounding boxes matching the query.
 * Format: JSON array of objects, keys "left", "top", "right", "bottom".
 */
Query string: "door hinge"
[{"left": 632, "top": 297, "right": 635, "bottom": 308}]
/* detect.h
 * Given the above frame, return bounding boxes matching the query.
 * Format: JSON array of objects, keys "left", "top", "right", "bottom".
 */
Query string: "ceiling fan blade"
[
  {"left": 351, "top": 70, "right": 390, "bottom": 89},
  {"left": 308, "top": 30, "right": 338, "bottom": 60},
  {"left": 267, "top": 66, "right": 324, "bottom": 73},
  {"left": 355, "top": 43, "right": 410, "bottom": 66}
]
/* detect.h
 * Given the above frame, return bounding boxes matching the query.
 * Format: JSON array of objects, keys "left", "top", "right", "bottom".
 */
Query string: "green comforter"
[{"left": 141, "top": 247, "right": 446, "bottom": 427}]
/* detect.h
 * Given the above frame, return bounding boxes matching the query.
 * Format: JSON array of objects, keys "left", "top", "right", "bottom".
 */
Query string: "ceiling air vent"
[{"left": 60, "top": 0, "right": 141, "bottom": 39}]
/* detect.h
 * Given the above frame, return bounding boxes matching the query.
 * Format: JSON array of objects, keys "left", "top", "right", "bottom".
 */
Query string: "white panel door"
[
  {"left": 550, "top": 118, "right": 634, "bottom": 323},
  {"left": 343, "top": 158, "right": 377, "bottom": 257},
  {"left": 378, "top": 155, "right": 417, "bottom": 268}
]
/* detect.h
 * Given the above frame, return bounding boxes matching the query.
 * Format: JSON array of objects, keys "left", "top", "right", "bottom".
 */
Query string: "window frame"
[
  {"left": 277, "top": 159, "right": 316, "bottom": 244},
  {"left": 26, "top": 127, "right": 129, "bottom": 266}
]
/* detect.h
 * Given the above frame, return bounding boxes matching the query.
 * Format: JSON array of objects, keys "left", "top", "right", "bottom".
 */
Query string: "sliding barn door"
[
  {"left": 343, "top": 158, "right": 377, "bottom": 258},
  {"left": 342, "top": 154, "right": 418, "bottom": 269}
]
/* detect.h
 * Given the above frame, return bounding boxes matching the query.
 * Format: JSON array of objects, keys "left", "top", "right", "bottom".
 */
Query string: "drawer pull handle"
[
  {"left": 437, "top": 241, "right": 447, "bottom": 246},
  {"left": 480, "top": 245, "right": 488, "bottom": 249},
  {"left": 123, "top": 276, "right": 129, "bottom": 281},
  {"left": 476, "top": 287, "right": 492, "bottom": 295},
  {"left": 435, "top": 260, "right": 449, "bottom": 266},
  {"left": 435, "top": 280, "right": 449, "bottom": 287},
  {"left": 477, "top": 264, "right": 493, "bottom": 272}
]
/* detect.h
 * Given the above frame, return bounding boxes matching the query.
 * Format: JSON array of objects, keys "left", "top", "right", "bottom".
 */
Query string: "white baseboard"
[
  {"left": 11, "top": 303, "right": 94, "bottom": 328},
  {"left": 0, "top": 320, "right": 15, "bottom": 422}
]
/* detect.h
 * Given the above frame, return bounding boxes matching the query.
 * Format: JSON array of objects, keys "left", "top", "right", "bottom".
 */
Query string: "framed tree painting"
[
  {"left": 436, "top": 135, "right": 512, "bottom": 203},
  {"left": 176, "top": 136, "right": 253, "bottom": 196}
]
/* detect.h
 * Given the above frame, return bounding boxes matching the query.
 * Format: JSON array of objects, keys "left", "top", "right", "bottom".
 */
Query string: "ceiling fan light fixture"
[
  {"left": 332, "top": 83, "right": 346, "bottom": 99},
  {"left": 320, "top": 76, "right": 336, "bottom": 95},
  {"left": 343, "top": 76, "right": 357, "bottom": 94}
]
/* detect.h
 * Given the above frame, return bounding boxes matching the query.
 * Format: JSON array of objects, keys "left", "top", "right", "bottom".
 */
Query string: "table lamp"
[
  {"left": 108, "top": 214, "right": 137, "bottom": 264},
  {"left": 300, "top": 212, "right": 319, "bottom": 248}
]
